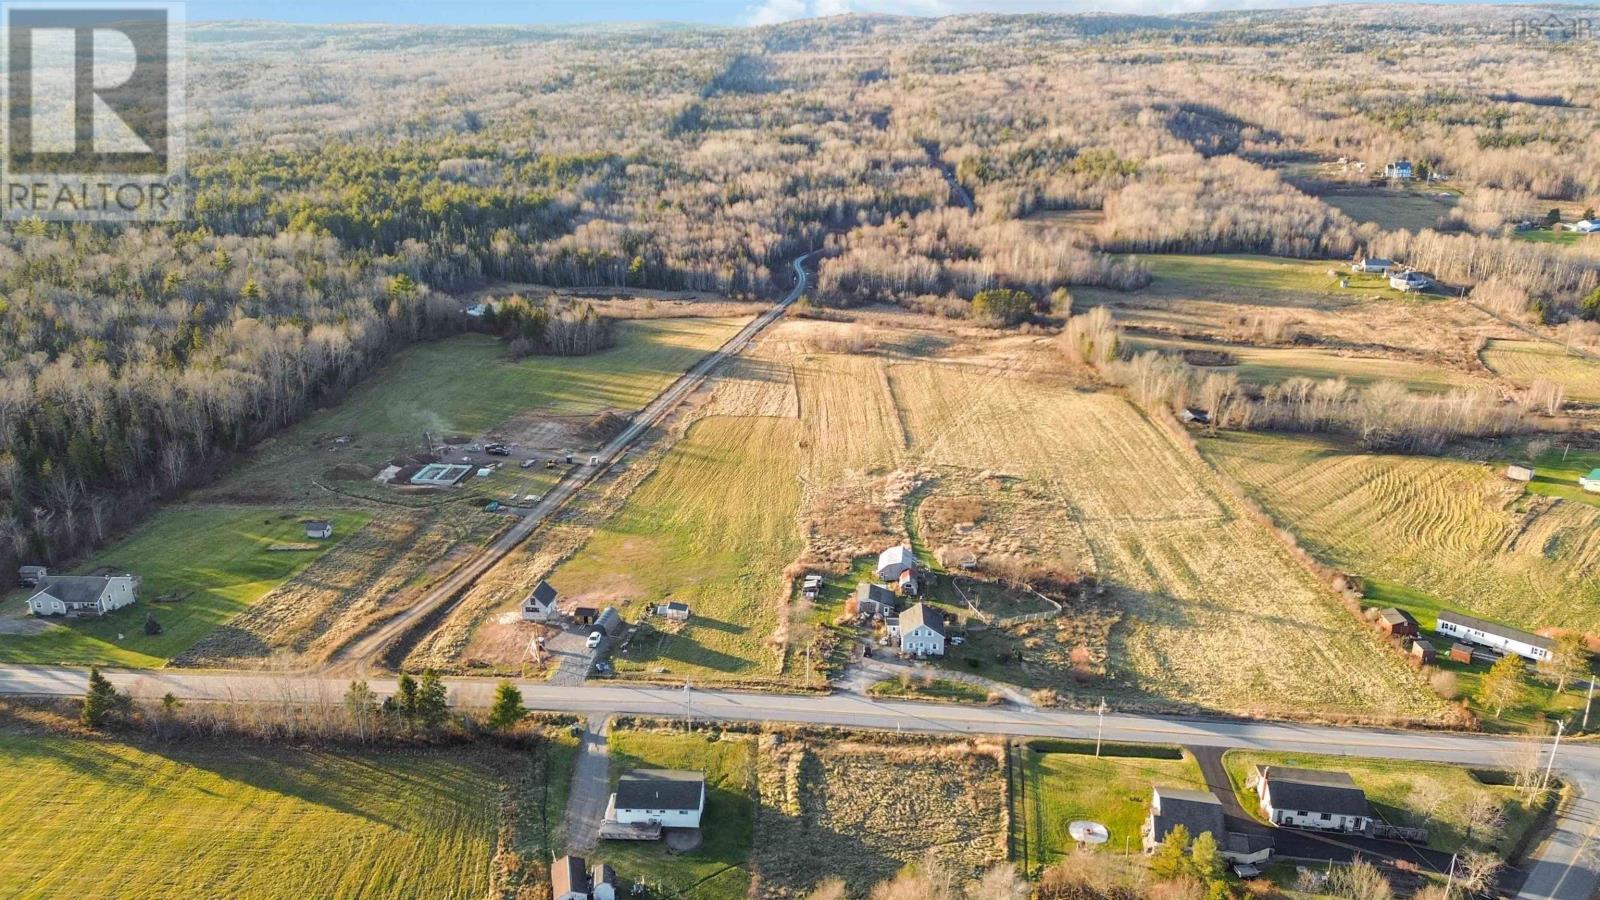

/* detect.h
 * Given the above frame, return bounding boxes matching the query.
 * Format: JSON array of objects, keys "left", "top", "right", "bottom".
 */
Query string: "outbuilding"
[
  {"left": 551, "top": 855, "right": 589, "bottom": 900},
  {"left": 1375, "top": 607, "right": 1418, "bottom": 638},
  {"left": 1506, "top": 464, "right": 1535, "bottom": 483},
  {"left": 1449, "top": 642, "right": 1475, "bottom": 664},
  {"left": 304, "top": 520, "right": 333, "bottom": 540},
  {"left": 16, "top": 565, "right": 47, "bottom": 587},
  {"left": 876, "top": 545, "right": 916, "bottom": 581},
  {"left": 658, "top": 601, "right": 691, "bottom": 621},
  {"left": 1411, "top": 639, "right": 1436, "bottom": 663},
  {"left": 1581, "top": 469, "right": 1600, "bottom": 493},
  {"left": 852, "top": 582, "right": 896, "bottom": 617},
  {"left": 596, "top": 606, "right": 625, "bottom": 637},
  {"left": 1351, "top": 257, "right": 1396, "bottom": 274},
  {"left": 573, "top": 606, "right": 599, "bottom": 626}
]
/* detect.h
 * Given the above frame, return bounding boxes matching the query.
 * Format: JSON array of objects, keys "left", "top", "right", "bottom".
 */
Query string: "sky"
[{"left": 185, "top": 0, "right": 1556, "bottom": 28}]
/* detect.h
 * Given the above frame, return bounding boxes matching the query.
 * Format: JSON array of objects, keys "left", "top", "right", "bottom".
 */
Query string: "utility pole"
[
  {"left": 1444, "top": 852, "right": 1458, "bottom": 898},
  {"left": 1095, "top": 697, "right": 1107, "bottom": 757},
  {"left": 1541, "top": 718, "right": 1567, "bottom": 793},
  {"left": 683, "top": 680, "right": 692, "bottom": 732},
  {"left": 1585, "top": 679, "right": 1594, "bottom": 731}
]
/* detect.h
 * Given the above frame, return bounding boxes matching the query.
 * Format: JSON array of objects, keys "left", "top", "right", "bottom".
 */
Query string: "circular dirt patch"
[{"left": 664, "top": 828, "right": 703, "bottom": 854}]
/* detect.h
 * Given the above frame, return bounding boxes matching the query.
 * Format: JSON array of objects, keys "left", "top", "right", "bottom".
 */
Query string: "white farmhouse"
[
  {"left": 1436, "top": 609, "right": 1554, "bottom": 662},
  {"left": 522, "top": 580, "right": 559, "bottom": 621},
  {"left": 899, "top": 602, "right": 946, "bottom": 657},
  {"left": 1574, "top": 220, "right": 1600, "bottom": 234},
  {"left": 1350, "top": 257, "right": 1395, "bottom": 274},
  {"left": 26, "top": 575, "right": 138, "bottom": 618},
  {"left": 1388, "top": 270, "right": 1430, "bottom": 292},
  {"left": 1251, "top": 766, "right": 1371, "bottom": 835},
  {"left": 876, "top": 545, "right": 916, "bottom": 581},
  {"left": 607, "top": 769, "right": 705, "bottom": 829}
]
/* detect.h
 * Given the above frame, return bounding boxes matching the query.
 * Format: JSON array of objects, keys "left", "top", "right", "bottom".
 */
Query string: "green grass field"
[
  {"left": 1321, "top": 188, "right": 1456, "bottom": 232},
  {"left": 316, "top": 319, "right": 748, "bottom": 436},
  {"left": 1013, "top": 741, "right": 1201, "bottom": 869},
  {"left": 1132, "top": 253, "right": 1448, "bottom": 303},
  {"left": 1224, "top": 750, "right": 1549, "bottom": 855},
  {"left": 0, "top": 734, "right": 563, "bottom": 898},
  {"left": 1527, "top": 446, "right": 1600, "bottom": 508},
  {"left": 1511, "top": 228, "right": 1584, "bottom": 246},
  {"left": 549, "top": 416, "right": 802, "bottom": 682},
  {"left": 603, "top": 730, "right": 757, "bottom": 899},
  {"left": 1125, "top": 335, "right": 1475, "bottom": 392},
  {"left": 868, "top": 675, "right": 991, "bottom": 703},
  {"left": 0, "top": 506, "right": 370, "bottom": 667}
]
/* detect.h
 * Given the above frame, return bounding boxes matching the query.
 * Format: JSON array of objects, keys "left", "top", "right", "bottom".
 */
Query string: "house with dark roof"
[
  {"left": 26, "top": 574, "right": 138, "bottom": 618},
  {"left": 1250, "top": 766, "right": 1371, "bottom": 835},
  {"left": 304, "top": 520, "right": 333, "bottom": 539},
  {"left": 1142, "top": 786, "right": 1273, "bottom": 865},
  {"left": 1436, "top": 609, "right": 1554, "bottom": 662},
  {"left": 899, "top": 602, "right": 946, "bottom": 657},
  {"left": 522, "top": 580, "right": 559, "bottom": 621},
  {"left": 591, "top": 863, "right": 618, "bottom": 900},
  {"left": 608, "top": 769, "right": 706, "bottom": 829},
  {"left": 551, "top": 855, "right": 589, "bottom": 900},
  {"left": 852, "top": 582, "right": 896, "bottom": 617}
]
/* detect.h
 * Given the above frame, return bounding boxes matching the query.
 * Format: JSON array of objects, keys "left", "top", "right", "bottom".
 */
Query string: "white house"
[
  {"left": 1385, "top": 160, "right": 1414, "bottom": 180},
  {"left": 1436, "top": 609, "right": 1554, "bottom": 662},
  {"left": 1143, "top": 787, "right": 1274, "bottom": 865},
  {"left": 1351, "top": 257, "right": 1395, "bottom": 274},
  {"left": 1574, "top": 220, "right": 1600, "bottom": 234},
  {"left": 608, "top": 769, "right": 706, "bottom": 829},
  {"left": 304, "top": 520, "right": 333, "bottom": 539},
  {"left": 899, "top": 602, "right": 946, "bottom": 657},
  {"left": 876, "top": 545, "right": 916, "bottom": 581},
  {"left": 1389, "top": 270, "right": 1430, "bottom": 292},
  {"left": 522, "top": 580, "right": 559, "bottom": 621},
  {"left": 26, "top": 575, "right": 138, "bottom": 618},
  {"left": 1251, "top": 766, "right": 1371, "bottom": 835}
]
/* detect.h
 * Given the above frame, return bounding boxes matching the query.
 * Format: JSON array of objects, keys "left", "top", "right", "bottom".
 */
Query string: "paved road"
[
  {"left": 0, "top": 664, "right": 1589, "bottom": 898},
  {"left": 325, "top": 250, "right": 822, "bottom": 672}
]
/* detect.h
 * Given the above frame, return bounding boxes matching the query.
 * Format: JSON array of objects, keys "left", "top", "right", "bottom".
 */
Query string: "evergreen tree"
[
  {"left": 415, "top": 671, "right": 449, "bottom": 729},
  {"left": 486, "top": 681, "right": 525, "bottom": 732},
  {"left": 80, "top": 666, "right": 130, "bottom": 727},
  {"left": 394, "top": 673, "right": 419, "bottom": 721},
  {"left": 1150, "top": 824, "right": 1192, "bottom": 880}
]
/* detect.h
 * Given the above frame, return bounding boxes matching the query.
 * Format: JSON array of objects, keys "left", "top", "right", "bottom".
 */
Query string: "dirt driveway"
[{"left": 565, "top": 715, "right": 612, "bottom": 853}]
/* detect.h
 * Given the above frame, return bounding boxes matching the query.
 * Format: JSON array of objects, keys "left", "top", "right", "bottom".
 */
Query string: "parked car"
[
  {"left": 519, "top": 458, "right": 537, "bottom": 469},
  {"left": 586, "top": 631, "right": 604, "bottom": 649},
  {"left": 485, "top": 443, "right": 510, "bottom": 456},
  {"left": 589, "top": 455, "right": 600, "bottom": 465}
]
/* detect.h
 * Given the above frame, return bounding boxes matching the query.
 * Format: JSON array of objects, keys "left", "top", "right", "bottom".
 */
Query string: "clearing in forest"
[
  {"left": 1125, "top": 334, "right": 1479, "bottom": 393},
  {"left": 1200, "top": 430, "right": 1600, "bottom": 634},
  {"left": 0, "top": 506, "right": 367, "bottom": 667}
]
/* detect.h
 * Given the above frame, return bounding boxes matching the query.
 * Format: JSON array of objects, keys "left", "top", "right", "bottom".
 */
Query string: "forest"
[{"left": 4, "top": 6, "right": 1600, "bottom": 575}]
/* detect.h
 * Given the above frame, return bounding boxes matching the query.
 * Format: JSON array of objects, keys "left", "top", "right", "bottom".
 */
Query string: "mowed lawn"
[
  {"left": 1480, "top": 338, "right": 1600, "bottom": 404},
  {"left": 1224, "top": 750, "right": 1548, "bottom": 856},
  {"left": 0, "top": 735, "right": 524, "bottom": 898},
  {"left": 548, "top": 415, "right": 802, "bottom": 681},
  {"left": 313, "top": 318, "right": 748, "bottom": 437},
  {"left": 603, "top": 730, "right": 757, "bottom": 899},
  {"left": 0, "top": 506, "right": 369, "bottom": 667},
  {"left": 1014, "top": 741, "right": 1203, "bottom": 868}
]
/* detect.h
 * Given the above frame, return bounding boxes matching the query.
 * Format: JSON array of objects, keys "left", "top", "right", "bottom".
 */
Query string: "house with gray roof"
[
  {"left": 522, "top": 580, "right": 558, "bottom": 621},
  {"left": 853, "top": 582, "right": 896, "bottom": 617},
  {"left": 876, "top": 545, "right": 915, "bottom": 581},
  {"left": 551, "top": 854, "right": 589, "bottom": 900},
  {"left": 608, "top": 769, "right": 705, "bottom": 829},
  {"left": 1436, "top": 609, "right": 1554, "bottom": 662},
  {"left": 26, "top": 574, "right": 138, "bottom": 618},
  {"left": 1142, "top": 786, "right": 1273, "bottom": 865},
  {"left": 899, "top": 602, "right": 945, "bottom": 657},
  {"left": 1251, "top": 766, "right": 1371, "bottom": 835}
]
